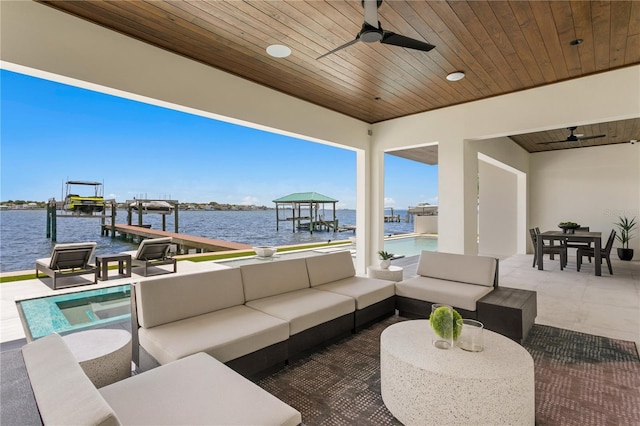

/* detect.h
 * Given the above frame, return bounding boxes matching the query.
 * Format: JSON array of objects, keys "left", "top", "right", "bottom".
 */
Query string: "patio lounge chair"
[
  {"left": 123, "top": 237, "right": 176, "bottom": 277},
  {"left": 35, "top": 242, "right": 98, "bottom": 290}
]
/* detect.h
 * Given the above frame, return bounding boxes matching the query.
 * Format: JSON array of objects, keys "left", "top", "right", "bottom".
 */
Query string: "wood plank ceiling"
[{"left": 40, "top": 1, "right": 640, "bottom": 154}]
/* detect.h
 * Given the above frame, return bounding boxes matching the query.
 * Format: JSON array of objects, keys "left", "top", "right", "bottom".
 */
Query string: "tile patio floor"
[{"left": 1, "top": 250, "right": 639, "bottom": 348}]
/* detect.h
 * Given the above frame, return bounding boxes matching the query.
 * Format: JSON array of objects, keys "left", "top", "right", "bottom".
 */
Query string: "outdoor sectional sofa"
[
  {"left": 395, "top": 250, "right": 499, "bottom": 319},
  {"left": 131, "top": 250, "right": 397, "bottom": 377},
  {"left": 22, "top": 333, "right": 301, "bottom": 426}
]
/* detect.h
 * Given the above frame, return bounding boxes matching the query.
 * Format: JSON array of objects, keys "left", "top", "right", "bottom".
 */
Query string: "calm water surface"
[{"left": 0, "top": 209, "right": 415, "bottom": 272}]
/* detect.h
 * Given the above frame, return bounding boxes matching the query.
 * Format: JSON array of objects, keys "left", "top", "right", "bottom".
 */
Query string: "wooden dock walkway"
[{"left": 104, "top": 224, "right": 252, "bottom": 253}]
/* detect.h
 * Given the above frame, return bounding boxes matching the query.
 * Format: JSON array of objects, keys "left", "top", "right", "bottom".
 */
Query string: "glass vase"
[{"left": 430, "top": 304, "right": 454, "bottom": 349}]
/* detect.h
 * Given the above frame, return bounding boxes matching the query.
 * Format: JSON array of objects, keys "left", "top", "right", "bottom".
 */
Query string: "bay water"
[{"left": 0, "top": 209, "right": 414, "bottom": 273}]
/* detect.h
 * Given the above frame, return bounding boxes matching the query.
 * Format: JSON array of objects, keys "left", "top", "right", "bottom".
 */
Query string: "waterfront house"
[
  {"left": 1, "top": 1, "right": 639, "bottom": 422},
  {"left": 1, "top": 1, "right": 638, "bottom": 271}
]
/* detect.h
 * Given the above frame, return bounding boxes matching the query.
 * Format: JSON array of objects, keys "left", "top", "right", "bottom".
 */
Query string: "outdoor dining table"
[{"left": 538, "top": 231, "right": 603, "bottom": 276}]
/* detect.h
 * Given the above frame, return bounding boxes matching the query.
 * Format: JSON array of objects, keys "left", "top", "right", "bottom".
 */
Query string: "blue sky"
[{"left": 1, "top": 69, "right": 438, "bottom": 209}]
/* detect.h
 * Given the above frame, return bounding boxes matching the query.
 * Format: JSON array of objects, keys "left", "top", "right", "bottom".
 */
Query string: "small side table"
[
  {"left": 96, "top": 253, "right": 132, "bottom": 281},
  {"left": 477, "top": 287, "right": 537, "bottom": 343},
  {"left": 368, "top": 265, "right": 403, "bottom": 281},
  {"left": 62, "top": 329, "right": 132, "bottom": 388}
]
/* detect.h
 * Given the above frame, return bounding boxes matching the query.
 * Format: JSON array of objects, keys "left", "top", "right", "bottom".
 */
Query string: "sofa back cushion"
[
  {"left": 136, "top": 268, "right": 245, "bottom": 329},
  {"left": 241, "top": 258, "right": 310, "bottom": 302},
  {"left": 416, "top": 251, "right": 497, "bottom": 287},
  {"left": 306, "top": 251, "right": 355, "bottom": 287},
  {"left": 22, "top": 333, "right": 121, "bottom": 426}
]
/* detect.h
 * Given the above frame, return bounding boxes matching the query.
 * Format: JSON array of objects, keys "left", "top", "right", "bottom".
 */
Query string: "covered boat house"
[{"left": 273, "top": 192, "right": 338, "bottom": 233}]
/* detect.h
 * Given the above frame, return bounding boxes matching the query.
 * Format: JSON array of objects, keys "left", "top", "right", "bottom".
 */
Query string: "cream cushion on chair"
[
  {"left": 306, "top": 251, "right": 395, "bottom": 309},
  {"left": 131, "top": 237, "right": 172, "bottom": 260},
  {"left": 241, "top": 258, "right": 311, "bottom": 301},
  {"left": 100, "top": 352, "right": 301, "bottom": 426},
  {"left": 396, "top": 276, "right": 494, "bottom": 311},
  {"left": 245, "top": 288, "right": 355, "bottom": 335},
  {"left": 136, "top": 268, "right": 246, "bottom": 329},
  {"left": 38, "top": 242, "right": 97, "bottom": 269},
  {"left": 136, "top": 268, "right": 289, "bottom": 364},
  {"left": 416, "top": 250, "right": 497, "bottom": 287},
  {"left": 22, "top": 333, "right": 120, "bottom": 426},
  {"left": 315, "top": 276, "right": 395, "bottom": 310},
  {"left": 139, "top": 305, "right": 289, "bottom": 365},
  {"left": 305, "top": 251, "right": 356, "bottom": 285}
]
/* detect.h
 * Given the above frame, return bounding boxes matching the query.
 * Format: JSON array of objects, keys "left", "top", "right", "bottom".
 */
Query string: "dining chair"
[
  {"left": 577, "top": 229, "right": 616, "bottom": 275},
  {"left": 530, "top": 228, "right": 568, "bottom": 270},
  {"left": 566, "top": 226, "right": 592, "bottom": 262}
]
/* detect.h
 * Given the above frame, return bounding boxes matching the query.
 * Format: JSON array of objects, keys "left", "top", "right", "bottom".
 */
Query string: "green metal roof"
[{"left": 273, "top": 192, "right": 338, "bottom": 203}]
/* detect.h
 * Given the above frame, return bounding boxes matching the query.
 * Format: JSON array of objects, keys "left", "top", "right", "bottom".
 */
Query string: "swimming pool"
[
  {"left": 17, "top": 285, "right": 131, "bottom": 340},
  {"left": 383, "top": 235, "right": 438, "bottom": 257}
]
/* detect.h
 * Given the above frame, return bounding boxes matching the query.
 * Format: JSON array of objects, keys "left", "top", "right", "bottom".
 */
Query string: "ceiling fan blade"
[
  {"left": 363, "top": 0, "right": 380, "bottom": 28},
  {"left": 538, "top": 140, "right": 571, "bottom": 145},
  {"left": 578, "top": 134, "right": 606, "bottom": 141},
  {"left": 317, "top": 37, "right": 361, "bottom": 59},
  {"left": 381, "top": 31, "right": 435, "bottom": 52}
]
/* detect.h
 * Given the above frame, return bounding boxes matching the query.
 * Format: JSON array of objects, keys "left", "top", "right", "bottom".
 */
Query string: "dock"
[{"left": 103, "top": 224, "right": 252, "bottom": 254}]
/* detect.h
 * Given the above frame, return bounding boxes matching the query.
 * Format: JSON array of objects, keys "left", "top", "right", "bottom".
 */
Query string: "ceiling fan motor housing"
[{"left": 360, "top": 23, "right": 383, "bottom": 43}]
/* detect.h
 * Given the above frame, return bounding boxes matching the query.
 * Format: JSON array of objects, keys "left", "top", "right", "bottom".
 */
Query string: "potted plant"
[
  {"left": 430, "top": 304, "right": 463, "bottom": 349},
  {"left": 558, "top": 221, "right": 580, "bottom": 234},
  {"left": 378, "top": 250, "right": 393, "bottom": 269},
  {"left": 614, "top": 215, "right": 637, "bottom": 261}
]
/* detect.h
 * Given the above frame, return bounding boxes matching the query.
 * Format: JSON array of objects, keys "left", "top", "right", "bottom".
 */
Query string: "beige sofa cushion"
[
  {"left": 396, "top": 276, "right": 494, "bottom": 311},
  {"left": 305, "top": 251, "right": 355, "bottom": 286},
  {"left": 315, "top": 276, "right": 395, "bottom": 309},
  {"left": 136, "top": 268, "right": 245, "bottom": 328},
  {"left": 246, "top": 288, "right": 355, "bottom": 335},
  {"left": 138, "top": 305, "right": 289, "bottom": 365},
  {"left": 22, "top": 333, "right": 120, "bottom": 426},
  {"left": 100, "top": 352, "right": 301, "bottom": 426},
  {"left": 241, "top": 258, "right": 310, "bottom": 302},
  {"left": 416, "top": 251, "right": 497, "bottom": 287}
]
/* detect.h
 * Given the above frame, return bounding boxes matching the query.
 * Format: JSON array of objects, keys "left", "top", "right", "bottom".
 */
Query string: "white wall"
[
  {"left": 478, "top": 160, "right": 518, "bottom": 256},
  {"left": 373, "top": 68, "right": 639, "bottom": 256},
  {"left": 414, "top": 216, "right": 438, "bottom": 234},
  {"left": 530, "top": 143, "right": 640, "bottom": 258}
]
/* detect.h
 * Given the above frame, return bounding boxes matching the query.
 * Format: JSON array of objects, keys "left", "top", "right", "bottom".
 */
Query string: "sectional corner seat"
[
  {"left": 395, "top": 250, "right": 499, "bottom": 319},
  {"left": 131, "top": 250, "right": 396, "bottom": 377},
  {"left": 22, "top": 333, "right": 301, "bottom": 426}
]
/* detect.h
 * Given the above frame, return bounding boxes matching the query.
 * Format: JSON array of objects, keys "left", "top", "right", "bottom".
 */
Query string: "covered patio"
[{"left": 2, "top": 2, "right": 638, "bottom": 275}]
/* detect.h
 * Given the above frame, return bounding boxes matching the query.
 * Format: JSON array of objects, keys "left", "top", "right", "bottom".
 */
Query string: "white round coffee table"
[
  {"left": 380, "top": 320, "right": 534, "bottom": 425},
  {"left": 62, "top": 329, "right": 132, "bottom": 388}
]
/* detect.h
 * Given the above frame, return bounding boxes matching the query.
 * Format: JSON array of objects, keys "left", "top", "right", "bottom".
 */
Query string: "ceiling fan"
[
  {"left": 538, "top": 126, "right": 606, "bottom": 144},
  {"left": 317, "top": 0, "right": 435, "bottom": 59}
]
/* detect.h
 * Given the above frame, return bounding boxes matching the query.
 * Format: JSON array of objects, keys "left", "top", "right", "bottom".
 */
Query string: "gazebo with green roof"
[{"left": 273, "top": 192, "right": 338, "bottom": 234}]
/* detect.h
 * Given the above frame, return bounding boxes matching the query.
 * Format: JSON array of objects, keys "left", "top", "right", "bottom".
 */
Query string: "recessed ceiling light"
[
  {"left": 570, "top": 39, "right": 583, "bottom": 46},
  {"left": 446, "top": 71, "right": 465, "bottom": 82},
  {"left": 266, "top": 44, "right": 291, "bottom": 58}
]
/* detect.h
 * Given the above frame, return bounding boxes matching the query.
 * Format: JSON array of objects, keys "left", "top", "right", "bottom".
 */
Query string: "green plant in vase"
[
  {"left": 430, "top": 305, "right": 463, "bottom": 340},
  {"left": 378, "top": 250, "right": 394, "bottom": 269},
  {"left": 614, "top": 215, "right": 637, "bottom": 261}
]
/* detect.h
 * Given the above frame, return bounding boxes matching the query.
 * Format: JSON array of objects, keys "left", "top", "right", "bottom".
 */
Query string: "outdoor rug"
[{"left": 256, "top": 316, "right": 640, "bottom": 426}]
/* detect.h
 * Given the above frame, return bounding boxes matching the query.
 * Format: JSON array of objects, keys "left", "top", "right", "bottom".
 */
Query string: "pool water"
[
  {"left": 384, "top": 235, "right": 437, "bottom": 257},
  {"left": 17, "top": 285, "right": 131, "bottom": 340}
]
